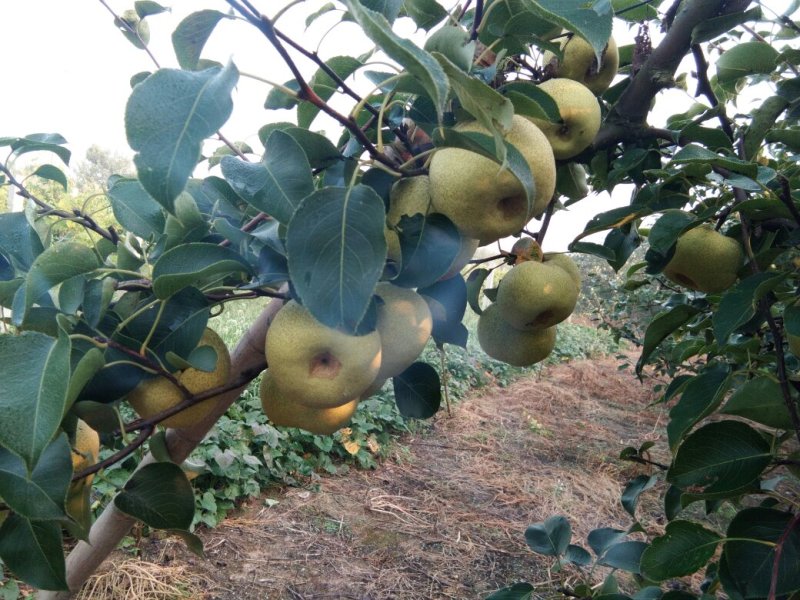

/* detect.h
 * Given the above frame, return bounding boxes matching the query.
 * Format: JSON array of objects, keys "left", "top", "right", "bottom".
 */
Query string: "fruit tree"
[{"left": 1, "top": 0, "right": 799, "bottom": 597}]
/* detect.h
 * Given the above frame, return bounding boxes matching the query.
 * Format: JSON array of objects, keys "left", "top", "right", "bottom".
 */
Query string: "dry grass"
[
  {"left": 75, "top": 559, "right": 214, "bottom": 599},
  {"left": 80, "top": 353, "right": 665, "bottom": 599}
]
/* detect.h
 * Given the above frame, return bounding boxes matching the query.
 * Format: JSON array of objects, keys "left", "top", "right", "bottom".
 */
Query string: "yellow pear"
[
  {"left": 374, "top": 283, "right": 433, "bottom": 380},
  {"left": 477, "top": 304, "right": 557, "bottom": 366},
  {"left": 429, "top": 115, "right": 556, "bottom": 243},
  {"left": 259, "top": 372, "right": 358, "bottom": 435},
  {"left": 544, "top": 33, "right": 619, "bottom": 95},
  {"left": 527, "top": 79, "right": 601, "bottom": 159},
  {"left": 662, "top": 225, "right": 743, "bottom": 293},
  {"left": 127, "top": 328, "right": 231, "bottom": 429},
  {"left": 67, "top": 419, "right": 101, "bottom": 525},
  {"left": 495, "top": 259, "right": 579, "bottom": 330},
  {"left": 265, "top": 301, "right": 381, "bottom": 408},
  {"left": 543, "top": 252, "right": 582, "bottom": 290}
]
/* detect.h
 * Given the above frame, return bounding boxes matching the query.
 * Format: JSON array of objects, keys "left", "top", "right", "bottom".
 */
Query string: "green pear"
[
  {"left": 495, "top": 259, "right": 579, "bottom": 330},
  {"left": 429, "top": 114, "right": 556, "bottom": 243},
  {"left": 477, "top": 304, "right": 557, "bottom": 366},
  {"left": 543, "top": 252, "right": 582, "bottom": 290},
  {"left": 662, "top": 225, "right": 743, "bottom": 293},
  {"left": 527, "top": 78, "right": 601, "bottom": 159},
  {"left": 265, "top": 301, "right": 382, "bottom": 408},
  {"left": 544, "top": 33, "right": 619, "bottom": 95},
  {"left": 260, "top": 372, "right": 358, "bottom": 435},
  {"left": 374, "top": 283, "right": 432, "bottom": 380}
]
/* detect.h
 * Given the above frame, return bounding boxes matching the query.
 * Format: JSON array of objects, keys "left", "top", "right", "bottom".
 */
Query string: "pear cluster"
[
  {"left": 260, "top": 284, "right": 432, "bottom": 435},
  {"left": 478, "top": 250, "right": 581, "bottom": 367}
]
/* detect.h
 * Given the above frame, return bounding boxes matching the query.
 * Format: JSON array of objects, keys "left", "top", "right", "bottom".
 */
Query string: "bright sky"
[{"left": 1, "top": 1, "right": 795, "bottom": 251}]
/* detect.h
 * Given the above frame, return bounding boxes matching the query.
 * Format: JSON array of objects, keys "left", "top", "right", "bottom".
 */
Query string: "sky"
[{"left": 1, "top": 1, "right": 795, "bottom": 251}]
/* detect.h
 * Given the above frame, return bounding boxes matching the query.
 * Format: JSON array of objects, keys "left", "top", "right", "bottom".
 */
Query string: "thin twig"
[{"left": 691, "top": 44, "right": 735, "bottom": 142}]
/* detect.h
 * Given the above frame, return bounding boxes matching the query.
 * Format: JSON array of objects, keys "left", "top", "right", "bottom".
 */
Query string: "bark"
[{"left": 39, "top": 299, "right": 283, "bottom": 599}]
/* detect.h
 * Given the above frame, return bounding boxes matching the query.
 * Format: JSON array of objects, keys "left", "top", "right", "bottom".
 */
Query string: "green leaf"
[
  {"left": 501, "top": 81, "right": 561, "bottom": 123},
  {"left": 135, "top": 0, "right": 168, "bottom": 18},
  {"left": 743, "top": 95, "right": 790, "bottom": 161},
  {"left": 637, "top": 304, "right": 700, "bottom": 376},
  {"left": 722, "top": 507, "right": 800, "bottom": 598},
  {"left": 403, "top": 0, "right": 448, "bottom": 30},
  {"left": 343, "top": 0, "right": 448, "bottom": 120},
  {"left": 0, "top": 434, "right": 71, "bottom": 520},
  {"left": 221, "top": 130, "right": 314, "bottom": 224},
  {"left": 0, "top": 331, "right": 71, "bottom": 472},
  {"left": 667, "top": 364, "right": 731, "bottom": 450},
  {"left": 717, "top": 42, "right": 778, "bottom": 86},
  {"left": 670, "top": 145, "right": 757, "bottom": 178},
  {"left": 597, "top": 540, "right": 647, "bottom": 573},
  {"left": 425, "top": 27, "right": 475, "bottom": 72},
  {"left": 646, "top": 210, "right": 696, "bottom": 258},
  {"left": 286, "top": 185, "right": 386, "bottom": 331},
  {"left": 691, "top": 7, "right": 761, "bottom": 44},
  {"left": 10, "top": 134, "right": 71, "bottom": 166},
  {"left": 297, "top": 56, "right": 363, "bottom": 129},
  {"left": 19, "top": 242, "right": 99, "bottom": 320},
  {"left": 486, "top": 583, "right": 534, "bottom": 600},
  {"left": 126, "top": 63, "right": 239, "bottom": 212},
  {"left": 713, "top": 272, "right": 786, "bottom": 344},
  {"left": 359, "top": 0, "right": 404, "bottom": 21},
  {"left": 394, "top": 213, "right": 461, "bottom": 289},
  {"left": 466, "top": 268, "right": 490, "bottom": 316},
  {"left": 588, "top": 527, "right": 628, "bottom": 556},
  {"left": 107, "top": 177, "right": 166, "bottom": 239},
  {"left": 0, "top": 212, "right": 44, "bottom": 271},
  {"left": 419, "top": 275, "right": 468, "bottom": 349},
  {"left": 0, "top": 515, "right": 66, "bottom": 591},
  {"left": 641, "top": 520, "right": 721, "bottom": 581},
  {"left": 621, "top": 474, "right": 657, "bottom": 518},
  {"left": 565, "top": 544, "right": 592, "bottom": 566},
  {"left": 613, "top": 0, "right": 663, "bottom": 21},
  {"left": 525, "top": 515, "right": 571, "bottom": 557},
  {"left": 172, "top": 10, "right": 229, "bottom": 70},
  {"left": 528, "top": 0, "right": 613, "bottom": 62},
  {"left": 392, "top": 361, "right": 441, "bottom": 418},
  {"left": 434, "top": 53, "right": 513, "bottom": 158},
  {"left": 721, "top": 376, "right": 794, "bottom": 430},
  {"left": 31, "top": 164, "right": 68, "bottom": 191},
  {"left": 151, "top": 242, "right": 252, "bottom": 299},
  {"left": 668, "top": 421, "right": 772, "bottom": 499},
  {"left": 114, "top": 462, "right": 195, "bottom": 530}
]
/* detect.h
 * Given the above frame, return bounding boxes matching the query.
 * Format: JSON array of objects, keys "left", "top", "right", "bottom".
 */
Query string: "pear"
[
  {"left": 67, "top": 419, "right": 101, "bottom": 526},
  {"left": 527, "top": 79, "right": 601, "bottom": 159},
  {"left": 543, "top": 252, "right": 582, "bottom": 290},
  {"left": 544, "top": 33, "right": 619, "bottom": 95},
  {"left": 374, "top": 283, "right": 433, "bottom": 380},
  {"left": 477, "top": 304, "right": 557, "bottom": 366},
  {"left": 495, "top": 259, "right": 579, "bottom": 331},
  {"left": 260, "top": 372, "right": 358, "bottom": 435},
  {"left": 265, "top": 301, "right": 381, "bottom": 408},
  {"left": 429, "top": 115, "right": 556, "bottom": 243},
  {"left": 662, "top": 225, "right": 743, "bottom": 293},
  {"left": 127, "top": 328, "right": 231, "bottom": 429}
]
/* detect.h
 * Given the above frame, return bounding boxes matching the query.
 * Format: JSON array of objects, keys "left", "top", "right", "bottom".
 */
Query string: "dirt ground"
[{"left": 80, "top": 353, "right": 668, "bottom": 600}]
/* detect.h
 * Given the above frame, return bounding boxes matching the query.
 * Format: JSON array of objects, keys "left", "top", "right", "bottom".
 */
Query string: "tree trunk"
[{"left": 39, "top": 298, "right": 283, "bottom": 599}]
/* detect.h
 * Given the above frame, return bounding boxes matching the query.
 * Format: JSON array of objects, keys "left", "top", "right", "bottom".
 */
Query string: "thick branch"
[{"left": 44, "top": 298, "right": 284, "bottom": 599}]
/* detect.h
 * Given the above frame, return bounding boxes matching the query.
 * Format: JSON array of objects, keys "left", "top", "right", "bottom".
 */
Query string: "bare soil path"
[{"left": 81, "top": 354, "right": 665, "bottom": 600}]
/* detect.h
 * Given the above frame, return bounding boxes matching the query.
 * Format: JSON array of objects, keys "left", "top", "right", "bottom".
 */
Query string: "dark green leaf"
[
  {"left": 126, "top": 63, "right": 238, "bottom": 212},
  {"left": 466, "top": 268, "right": 490, "bottom": 316},
  {"left": 613, "top": 0, "right": 662, "bottom": 21},
  {"left": 135, "top": 1, "right": 168, "bottom": 18},
  {"left": 668, "top": 421, "right": 772, "bottom": 498},
  {"left": 640, "top": 520, "right": 721, "bottom": 581},
  {"left": 172, "top": 10, "right": 229, "bottom": 70},
  {"left": 221, "top": 130, "right": 314, "bottom": 224},
  {"left": 298, "top": 56, "right": 363, "bottom": 129},
  {"left": 359, "top": 0, "right": 403, "bottom": 21},
  {"left": 565, "top": 544, "right": 592, "bottom": 566},
  {"left": 486, "top": 582, "right": 534, "bottom": 600},
  {"left": 501, "top": 81, "right": 561, "bottom": 122},
  {"left": 621, "top": 475, "right": 657, "bottom": 518},
  {"left": 713, "top": 272, "right": 786, "bottom": 344},
  {"left": 394, "top": 213, "right": 461, "bottom": 289},
  {"left": 0, "top": 515, "right": 66, "bottom": 590},
  {"left": 107, "top": 177, "right": 166, "bottom": 238},
  {"left": 525, "top": 515, "right": 571, "bottom": 557},
  {"left": 31, "top": 164, "right": 68, "bottom": 191},
  {"left": 286, "top": 185, "right": 386, "bottom": 331},
  {"left": 392, "top": 361, "right": 441, "bottom": 418},
  {"left": 721, "top": 376, "right": 794, "bottom": 430},
  {"left": 0, "top": 212, "right": 43, "bottom": 272},
  {"left": 646, "top": 210, "right": 696, "bottom": 258},
  {"left": 115, "top": 462, "right": 195, "bottom": 530},
  {"left": 343, "top": 0, "right": 448, "bottom": 119},
  {"left": 743, "top": 95, "right": 790, "bottom": 161},
  {"left": 10, "top": 134, "right": 71, "bottom": 166},
  {"left": 717, "top": 42, "right": 778, "bottom": 85},
  {"left": 722, "top": 507, "right": 800, "bottom": 598},
  {"left": 588, "top": 528, "right": 628, "bottom": 556},
  {"left": 667, "top": 363, "right": 731, "bottom": 450},
  {"left": 0, "top": 434, "right": 71, "bottom": 520},
  {"left": 637, "top": 304, "right": 701, "bottom": 376},
  {"left": 403, "top": 0, "right": 448, "bottom": 30},
  {"left": 0, "top": 331, "right": 71, "bottom": 472},
  {"left": 425, "top": 27, "right": 475, "bottom": 73},
  {"left": 569, "top": 241, "right": 616, "bottom": 261},
  {"left": 691, "top": 7, "right": 761, "bottom": 44},
  {"left": 152, "top": 242, "right": 252, "bottom": 299},
  {"left": 419, "top": 275, "right": 468, "bottom": 348},
  {"left": 670, "top": 145, "right": 757, "bottom": 178},
  {"left": 597, "top": 540, "right": 647, "bottom": 573},
  {"left": 528, "top": 0, "right": 613, "bottom": 61}
]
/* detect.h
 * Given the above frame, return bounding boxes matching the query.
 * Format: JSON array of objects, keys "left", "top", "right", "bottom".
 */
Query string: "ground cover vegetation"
[{"left": 0, "top": 0, "right": 799, "bottom": 598}]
